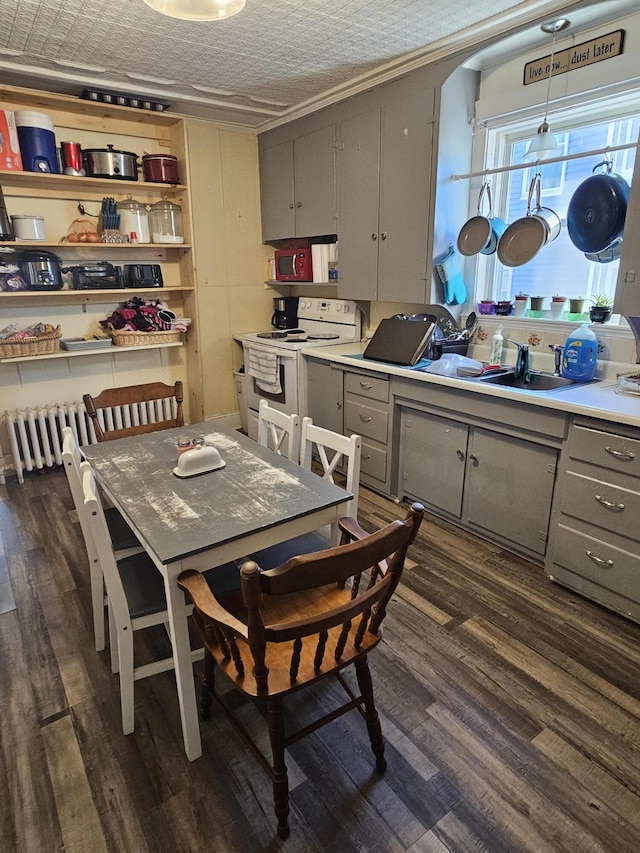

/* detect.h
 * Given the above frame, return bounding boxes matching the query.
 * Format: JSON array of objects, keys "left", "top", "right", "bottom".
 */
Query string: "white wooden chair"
[
  {"left": 300, "top": 417, "right": 361, "bottom": 520},
  {"left": 257, "top": 398, "right": 300, "bottom": 462},
  {"left": 62, "top": 426, "right": 142, "bottom": 653},
  {"left": 248, "top": 417, "right": 362, "bottom": 569},
  {"left": 71, "top": 458, "right": 241, "bottom": 735}
]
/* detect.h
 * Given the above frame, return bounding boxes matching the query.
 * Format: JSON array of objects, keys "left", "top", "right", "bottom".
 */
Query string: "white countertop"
[{"left": 301, "top": 342, "right": 640, "bottom": 429}]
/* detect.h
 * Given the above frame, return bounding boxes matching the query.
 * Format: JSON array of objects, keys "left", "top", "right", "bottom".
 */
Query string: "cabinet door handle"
[
  {"left": 605, "top": 445, "right": 635, "bottom": 460},
  {"left": 336, "top": 401, "right": 342, "bottom": 409},
  {"left": 359, "top": 381, "right": 373, "bottom": 389},
  {"left": 359, "top": 414, "right": 372, "bottom": 422},
  {"left": 362, "top": 454, "right": 371, "bottom": 460},
  {"left": 381, "top": 231, "right": 387, "bottom": 240},
  {"left": 595, "top": 494, "right": 625, "bottom": 511},
  {"left": 586, "top": 550, "right": 614, "bottom": 568},
  {"left": 469, "top": 454, "right": 478, "bottom": 465},
  {"left": 456, "top": 449, "right": 465, "bottom": 461},
  {"left": 296, "top": 201, "right": 302, "bottom": 208},
  {"left": 289, "top": 202, "right": 294, "bottom": 209},
  {"left": 371, "top": 233, "right": 378, "bottom": 241}
]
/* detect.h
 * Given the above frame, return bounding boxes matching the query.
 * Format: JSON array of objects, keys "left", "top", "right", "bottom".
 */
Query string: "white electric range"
[{"left": 242, "top": 298, "right": 360, "bottom": 440}]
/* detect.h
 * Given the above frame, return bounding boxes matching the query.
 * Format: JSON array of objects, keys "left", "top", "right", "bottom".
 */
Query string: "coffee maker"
[{"left": 271, "top": 296, "right": 299, "bottom": 330}]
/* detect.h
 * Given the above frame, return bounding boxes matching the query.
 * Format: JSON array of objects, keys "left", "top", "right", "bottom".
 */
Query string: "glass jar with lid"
[
  {"left": 117, "top": 196, "right": 150, "bottom": 244},
  {"left": 149, "top": 198, "right": 184, "bottom": 244}
]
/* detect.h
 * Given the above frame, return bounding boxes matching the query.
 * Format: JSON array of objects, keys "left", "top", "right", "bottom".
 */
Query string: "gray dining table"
[{"left": 82, "top": 422, "right": 351, "bottom": 760}]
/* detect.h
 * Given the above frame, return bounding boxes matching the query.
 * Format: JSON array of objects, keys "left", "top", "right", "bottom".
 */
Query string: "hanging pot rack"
[{"left": 451, "top": 140, "right": 639, "bottom": 183}]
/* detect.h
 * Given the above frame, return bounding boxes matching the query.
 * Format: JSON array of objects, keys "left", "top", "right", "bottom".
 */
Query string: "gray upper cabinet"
[
  {"left": 259, "top": 125, "right": 336, "bottom": 242},
  {"left": 337, "top": 88, "right": 435, "bottom": 302}
]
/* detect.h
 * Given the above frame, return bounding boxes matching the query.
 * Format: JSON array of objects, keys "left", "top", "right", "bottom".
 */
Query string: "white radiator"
[{"left": 3, "top": 398, "right": 178, "bottom": 483}]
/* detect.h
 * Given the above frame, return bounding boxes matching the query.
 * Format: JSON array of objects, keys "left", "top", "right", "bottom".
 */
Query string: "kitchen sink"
[{"left": 476, "top": 370, "right": 596, "bottom": 391}]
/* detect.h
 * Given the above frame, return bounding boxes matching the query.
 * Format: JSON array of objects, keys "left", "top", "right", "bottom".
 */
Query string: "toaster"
[
  {"left": 123, "top": 264, "right": 163, "bottom": 288},
  {"left": 69, "top": 262, "right": 123, "bottom": 290}
]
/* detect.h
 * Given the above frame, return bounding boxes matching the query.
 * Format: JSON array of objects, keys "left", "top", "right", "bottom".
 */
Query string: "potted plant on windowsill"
[
  {"left": 589, "top": 293, "right": 613, "bottom": 323},
  {"left": 569, "top": 296, "right": 585, "bottom": 318}
]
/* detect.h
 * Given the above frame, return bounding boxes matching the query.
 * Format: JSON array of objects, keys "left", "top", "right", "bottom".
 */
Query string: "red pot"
[{"left": 142, "top": 154, "right": 180, "bottom": 184}]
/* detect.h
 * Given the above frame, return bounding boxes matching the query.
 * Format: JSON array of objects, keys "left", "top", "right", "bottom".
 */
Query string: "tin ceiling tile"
[{"left": 0, "top": 0, "right": 635, "bottom": 126}]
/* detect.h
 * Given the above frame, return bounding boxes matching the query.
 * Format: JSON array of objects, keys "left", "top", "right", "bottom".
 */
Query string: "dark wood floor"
[{"left": 1, "top": 466, "right": 640, "bottom": 852}]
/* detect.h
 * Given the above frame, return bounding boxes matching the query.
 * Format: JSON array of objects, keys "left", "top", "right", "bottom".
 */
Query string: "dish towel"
[{"left": 246, "top": 346, "right": 282, "bottom": 394}]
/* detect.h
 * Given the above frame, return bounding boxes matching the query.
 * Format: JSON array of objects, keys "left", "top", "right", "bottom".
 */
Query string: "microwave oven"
[{"left": 274, "top": 249, "right": 313, "bottom": 282}]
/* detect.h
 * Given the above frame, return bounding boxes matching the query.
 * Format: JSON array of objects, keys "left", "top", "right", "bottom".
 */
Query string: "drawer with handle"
[
  {"left": 345, "top": 397, "right": 388, "bottom": 444},
  {"left": 559, "top": 471, "right": 640, "bottom": 543},
  {"left": 359, "top": 440, "right": 387, "bottom": 483},
  {"left": 551, "top": 522, "right": 640, "bottom": 606},
  {"left": 569, "top": 425, "right": 639, "bottom": 479},
  {"left": 345, "top": 371, "right": 389, "bottom": 403}
]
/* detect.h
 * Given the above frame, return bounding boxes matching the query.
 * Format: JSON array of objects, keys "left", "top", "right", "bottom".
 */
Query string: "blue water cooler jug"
[
  {"left": 15, "top": 111, "right": 59, "bottom": 173},
  {"left": 561, "top": 322, "right": 598, "bottom": 382}
]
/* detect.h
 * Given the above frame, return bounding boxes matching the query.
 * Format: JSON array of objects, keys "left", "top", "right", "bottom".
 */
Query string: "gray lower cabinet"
[
  {"left": 304, "top": 358, "right": 392, "bottom": 492},
  {"left": 344, "top": 371, "right": 390, "bottom": 490},
  {"left": 336, "top": 88, "right": 435, "bottom": 302},
  {"left": 399, "top": 407, "right": 557, "bottom": 557},
  {"left": 547, "top": 418, "right": 640, "bottom": 623},
  {"left": 305, "top": 356, "right": 343, "bottom": 434},
  {"left": 259, "top": 125, "right": 336, "bottom": 242}
]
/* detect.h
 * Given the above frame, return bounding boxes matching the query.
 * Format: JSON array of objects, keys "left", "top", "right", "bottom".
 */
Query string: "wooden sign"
[{"left": 524, "top": 30, "right": 624, "bottom": 85}]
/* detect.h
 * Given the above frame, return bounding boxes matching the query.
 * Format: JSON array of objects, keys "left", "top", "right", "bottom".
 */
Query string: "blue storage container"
[{"left": 15, "top": 110, "right": 59, "bottom": 173}]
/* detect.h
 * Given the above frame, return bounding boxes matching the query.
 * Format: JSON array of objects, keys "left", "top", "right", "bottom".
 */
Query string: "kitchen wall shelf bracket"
[{"left": 451, "top": 141, "right": 639, "bottom": 182}]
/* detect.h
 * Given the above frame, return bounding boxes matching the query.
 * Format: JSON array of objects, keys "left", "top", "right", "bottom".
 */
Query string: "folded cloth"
[{"left": 246, "top": 346, "right": 282, "bottom": 394}]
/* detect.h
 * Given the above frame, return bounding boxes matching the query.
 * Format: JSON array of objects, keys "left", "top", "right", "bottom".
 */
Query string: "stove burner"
[{"left": 254, "top": 330, "right": 340, "bottom": 342}]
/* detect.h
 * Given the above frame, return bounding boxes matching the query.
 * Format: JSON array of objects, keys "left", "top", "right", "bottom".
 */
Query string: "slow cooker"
[
  {"left": 142, "top": 154, "right": 180, "bottom": 184},
  {"left": 83, "top": 144, "right": 139, "bottom": 180},
  {"left": 18, "top": 249, "right": 64, "bottom": 290}
]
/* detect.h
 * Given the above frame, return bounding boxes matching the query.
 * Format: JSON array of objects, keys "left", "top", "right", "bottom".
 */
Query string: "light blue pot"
[{"left": 481, "top": 217, "right": 508, "bottom": 255}]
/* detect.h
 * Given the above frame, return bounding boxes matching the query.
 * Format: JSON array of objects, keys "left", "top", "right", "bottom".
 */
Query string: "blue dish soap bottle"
[{"left": 561, "top": 322, "right": 598, "bottom": 381}]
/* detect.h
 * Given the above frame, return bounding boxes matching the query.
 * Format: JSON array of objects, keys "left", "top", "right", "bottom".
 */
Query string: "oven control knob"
[{"left": 343, "top": 304, "right": 350, "bottom": 314}]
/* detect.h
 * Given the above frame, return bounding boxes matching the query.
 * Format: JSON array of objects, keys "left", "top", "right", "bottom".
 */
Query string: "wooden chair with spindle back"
[
  {"left": 178, "top": 501, "right": 424, "bottom": 839},
  {"left": 83, "top": 381, "right": 184, "bottom": 442}
]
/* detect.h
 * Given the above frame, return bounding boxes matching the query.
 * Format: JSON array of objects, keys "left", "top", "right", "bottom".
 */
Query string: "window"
[{"left": 481, "top": 106, "right": 638, "bottom": 309}]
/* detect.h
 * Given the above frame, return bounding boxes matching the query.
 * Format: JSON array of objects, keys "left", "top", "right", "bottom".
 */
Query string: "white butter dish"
[{"left": 173, "top": 445, "right": 225, "bottom": 477}]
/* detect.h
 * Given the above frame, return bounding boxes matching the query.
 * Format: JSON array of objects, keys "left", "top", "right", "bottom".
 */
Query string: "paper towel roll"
[{"left": 312, "top": 244, "right": 329, "bottom": 283}]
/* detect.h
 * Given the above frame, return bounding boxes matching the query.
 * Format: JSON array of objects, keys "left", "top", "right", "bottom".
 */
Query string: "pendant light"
[
  {"left": 525, "top": 18, "right": 570, "bottom": 162},
  {"left": 142, "top": 0, "right": 246, "bottom": 21}
]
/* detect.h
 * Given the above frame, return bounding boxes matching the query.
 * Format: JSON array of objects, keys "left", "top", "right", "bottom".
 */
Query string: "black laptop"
[{"left": 363, "top": 318, "right": 435, "bottom": 366}]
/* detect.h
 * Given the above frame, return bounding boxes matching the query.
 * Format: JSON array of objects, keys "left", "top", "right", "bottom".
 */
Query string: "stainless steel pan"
[{"left": 496, "top": 175, "right": 548, "bottom": 268}]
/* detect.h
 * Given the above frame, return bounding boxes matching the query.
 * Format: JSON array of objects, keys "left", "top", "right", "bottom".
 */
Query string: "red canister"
[
  {"left": 60, "top": 141, "right": 83, "bottom": 175},
  {"left": 142, "top": 154, "right": 180, "bottom": 184}
]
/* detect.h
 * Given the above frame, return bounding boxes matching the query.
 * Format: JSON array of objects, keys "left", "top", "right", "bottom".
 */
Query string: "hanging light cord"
[{"left": 541, "top": 32, "right": 557, "bottom": 125}]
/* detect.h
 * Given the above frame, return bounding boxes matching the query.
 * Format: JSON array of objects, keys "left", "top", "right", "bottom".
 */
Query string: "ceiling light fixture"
[
  {"left": 142, "top": 0, "right": 245, "bottom": 21},
  {"left": 525, "top": 18, "right": 570, "bottom": 162}
]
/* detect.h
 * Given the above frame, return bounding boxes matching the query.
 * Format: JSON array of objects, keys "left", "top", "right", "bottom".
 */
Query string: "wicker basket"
[
  {"left": 108, "top": 329, "right": 183, "bottom": 347},
  {"left": 0, "top": 326, "right": 62, "bottom": 358}
]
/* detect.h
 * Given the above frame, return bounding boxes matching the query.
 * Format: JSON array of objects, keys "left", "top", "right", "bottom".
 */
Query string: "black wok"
[{"left": 567, "top": 160, "right": 629, "bottom": 254}]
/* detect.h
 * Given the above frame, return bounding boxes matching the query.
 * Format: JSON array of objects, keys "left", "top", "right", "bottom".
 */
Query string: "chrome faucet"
[
  {"left": 549, "top": 344, "right": 563, "bottom": 376},
  {"left": 507, "top": 338, "right": 531, "bottom": 383}
]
